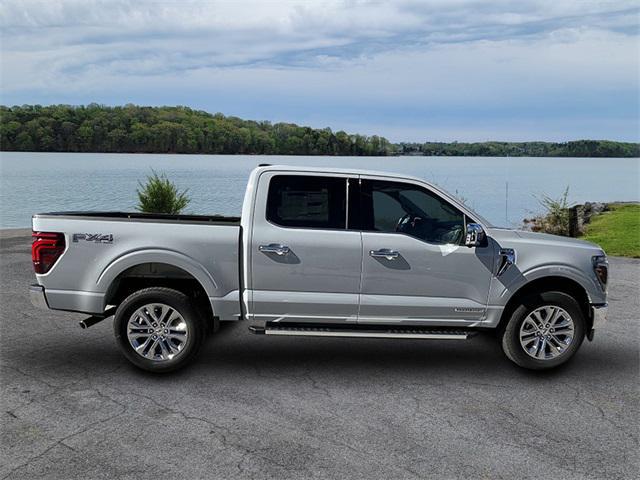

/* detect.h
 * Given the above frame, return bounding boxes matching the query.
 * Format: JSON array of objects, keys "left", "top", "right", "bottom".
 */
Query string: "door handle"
[
  {"left": 369, "top": 248, "right": 400, "bottom": 260},
  {"left": 259, "top": 243, "right": 291, "bottom": 256}
]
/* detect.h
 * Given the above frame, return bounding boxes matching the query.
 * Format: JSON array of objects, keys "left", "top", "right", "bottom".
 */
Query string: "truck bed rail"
[{"left": 33, "top": 211, "right": 241, "bottom": 225}]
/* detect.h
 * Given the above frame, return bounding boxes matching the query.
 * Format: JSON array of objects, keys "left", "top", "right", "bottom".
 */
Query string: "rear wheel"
[
  {"left": 114, "top": 287, "right": 205, "bottom": 372},
  {"left": 501, "top": 291, "right": 585, "bottom": 370}
]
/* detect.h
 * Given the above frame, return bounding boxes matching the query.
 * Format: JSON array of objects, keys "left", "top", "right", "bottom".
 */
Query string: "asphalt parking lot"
[{"left": 1, "top": 228, "right": 638, "bottom": 479}]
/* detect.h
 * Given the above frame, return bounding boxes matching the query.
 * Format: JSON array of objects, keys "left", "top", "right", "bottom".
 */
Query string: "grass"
[{"left": 581, "top": 203, "right": 640, "bottom": 258}]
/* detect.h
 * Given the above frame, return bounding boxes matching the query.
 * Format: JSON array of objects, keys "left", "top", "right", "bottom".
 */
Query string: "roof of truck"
[{"left": 255, "top": 164, "right": 432, "bottom": 184}]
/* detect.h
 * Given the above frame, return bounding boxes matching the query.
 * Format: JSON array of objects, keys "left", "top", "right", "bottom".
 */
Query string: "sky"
[{"left": 1, "top": 0, "right": 639, "bottom": 142}]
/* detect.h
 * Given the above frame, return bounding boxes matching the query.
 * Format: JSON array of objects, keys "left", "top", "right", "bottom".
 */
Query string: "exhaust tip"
[{"left": 78, "top": 308, "right": 116, "bottom": 330}]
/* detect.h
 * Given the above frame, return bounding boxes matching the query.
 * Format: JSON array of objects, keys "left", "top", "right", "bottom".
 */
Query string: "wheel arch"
[
  {"left": 102, "top": 257, "right": 216, "bottom": 330},
  {"left": 98, "top": 249, "right": 217, "bottom": 296},
  {"left": 497, "top": 275, "right": 592, "bottom": 333}
]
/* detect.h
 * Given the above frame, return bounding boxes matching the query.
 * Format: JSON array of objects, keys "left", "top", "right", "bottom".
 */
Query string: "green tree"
[
  {"left": 136, "top": 170, "right": 191, "bottom": 214},
  {"left": 1, "top": 104, "right": 637, "bottom": 157}
]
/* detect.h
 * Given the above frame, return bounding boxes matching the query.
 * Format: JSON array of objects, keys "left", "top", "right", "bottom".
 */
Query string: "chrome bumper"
[
  {"left": 29, "top": 284, "right": 49, "bottom": 310},
  {"left": 591, "top": 303, "right": 608, "bottom": 328}
]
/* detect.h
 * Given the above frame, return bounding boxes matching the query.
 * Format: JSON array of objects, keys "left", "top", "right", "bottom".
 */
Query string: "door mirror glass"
[{"left": 465, "top": 223, "right": 485, "bottom": 247}]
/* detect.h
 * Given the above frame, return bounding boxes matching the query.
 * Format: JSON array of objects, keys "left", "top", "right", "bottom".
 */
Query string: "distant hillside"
[
  {"left": 0, "top": 104, "right": 392, "bottom": 156},
  {"left": 1, "top": 104, "right": 638, "bottom": 157},
  {"left": 397, "top": 140, "right": 640, "bottom": 158}
]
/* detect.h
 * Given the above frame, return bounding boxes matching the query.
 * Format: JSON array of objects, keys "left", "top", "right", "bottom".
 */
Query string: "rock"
[{"left": 569, "top": 202, "right": 609, "bottom": 237}]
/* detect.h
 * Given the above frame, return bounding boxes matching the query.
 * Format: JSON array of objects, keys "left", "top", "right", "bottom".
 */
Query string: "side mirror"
[{"left": 465, "top": 223, "right": 485, "bottom": 247}]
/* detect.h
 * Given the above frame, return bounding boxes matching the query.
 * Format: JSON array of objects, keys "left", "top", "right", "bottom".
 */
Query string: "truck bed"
[{"left": 32, "top": 212, "right": 241, "bottom": 320}]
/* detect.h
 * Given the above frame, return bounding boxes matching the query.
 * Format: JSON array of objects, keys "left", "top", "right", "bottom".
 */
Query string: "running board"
[{"left": 249, "top": 325, "right": 474, "bottom": 340}]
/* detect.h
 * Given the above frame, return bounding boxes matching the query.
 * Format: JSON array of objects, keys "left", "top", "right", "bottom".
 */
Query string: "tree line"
[
  {"left": 1, "top": 104, "right": 638, "bottom": 157},
  {"left": 396, "top": 140, "right": 639, "bottom": 158},
  {"left": 0, "top": 104, "right": 392, "bottom": 156}
]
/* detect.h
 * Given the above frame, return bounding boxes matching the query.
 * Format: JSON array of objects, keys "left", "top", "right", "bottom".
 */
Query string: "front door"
[
  {"left": 357, "top": 178, "right": 495, "bottom": 326},
  {"left": 249, "top": 172, "right": 362, "bottom": 325}
]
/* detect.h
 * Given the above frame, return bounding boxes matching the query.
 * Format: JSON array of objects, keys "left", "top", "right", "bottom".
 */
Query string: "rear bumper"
[
  {"left": 29, "top": 284, "right": 49, "bottom": 310},
  {"left": 591, "top": 303, "right": 608, "bottom": 328},
  {"left": 29, "top": 284, "right": 104, "bottom": 314}
]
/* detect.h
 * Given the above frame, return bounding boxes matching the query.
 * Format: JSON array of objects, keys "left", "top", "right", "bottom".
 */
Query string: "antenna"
[{"left": 505, "top": 181, "right": 509, "bottom": 225}]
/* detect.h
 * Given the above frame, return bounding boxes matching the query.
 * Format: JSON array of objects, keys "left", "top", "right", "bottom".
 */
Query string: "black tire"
[
  {"left": 113, "top": 287, "right": 206, "bottom": 373},
  {"left": 501, "top": 291, "right": 586, "bottom": 370}
]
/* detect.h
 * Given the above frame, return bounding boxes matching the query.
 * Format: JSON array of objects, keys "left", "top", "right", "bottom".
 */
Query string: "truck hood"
[{"left": 487, "top": 227, "right": 604, "bottom": 253}]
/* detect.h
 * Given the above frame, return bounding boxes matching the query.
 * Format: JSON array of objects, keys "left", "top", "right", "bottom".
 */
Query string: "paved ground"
[{"left": 1, "top": 228, "right": 638, "bottom": 479}]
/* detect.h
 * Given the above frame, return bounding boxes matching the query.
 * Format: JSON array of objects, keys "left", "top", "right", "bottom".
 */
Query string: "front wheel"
[
  {"left": 113, "top": 287, "right": 206, "bottom": 373},
  {"left": 501, "top": 291, "right": 586, "bottom": 370}
]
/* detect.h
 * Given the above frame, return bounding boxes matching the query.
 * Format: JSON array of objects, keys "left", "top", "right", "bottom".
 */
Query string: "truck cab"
[{"left": 243, "top": 166, "right": 494, "bottom": 328}]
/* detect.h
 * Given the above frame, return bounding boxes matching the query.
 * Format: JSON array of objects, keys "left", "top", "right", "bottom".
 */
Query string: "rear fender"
[{"left": 97, "top": 249, "right": 218, "bottom": 302}]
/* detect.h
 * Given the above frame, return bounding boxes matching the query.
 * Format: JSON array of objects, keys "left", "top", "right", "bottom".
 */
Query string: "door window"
[
  {"left": 266, "top": 175, "right": 347, "bottom": 229},
  {"left": 360, "top": 180, "right": 465, "bottom": 244}
]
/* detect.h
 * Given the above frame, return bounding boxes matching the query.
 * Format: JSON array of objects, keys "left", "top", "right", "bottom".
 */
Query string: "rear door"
[
  {"left": 249, "top": 172, "right": 362, "bottom": 325},
  {"left": 356, "top": 177, "right": 495, "bottom": 326}
]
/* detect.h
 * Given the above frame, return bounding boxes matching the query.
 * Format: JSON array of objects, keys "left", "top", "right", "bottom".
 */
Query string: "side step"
[{"left": 249, "top": 324, "right": 474, "bottom": 340}]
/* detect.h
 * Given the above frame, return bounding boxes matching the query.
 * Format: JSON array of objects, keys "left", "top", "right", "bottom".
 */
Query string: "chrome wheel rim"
[
  {"left": 519, "top": 305, "right": 575, "bottom": 360},
  {"left": 127, "top": 303, "right": 188, "bottom": 362}
]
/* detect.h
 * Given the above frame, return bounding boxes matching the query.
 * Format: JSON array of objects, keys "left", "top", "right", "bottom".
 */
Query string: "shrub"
[
  {"left": 523, "top": 186, "right": 571, "bottom": 236},
  {"left": 136, "top": 170, "right": 190, "bottom": 214}
]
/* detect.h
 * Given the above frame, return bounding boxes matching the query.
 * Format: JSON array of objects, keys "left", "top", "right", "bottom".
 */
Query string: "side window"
[
  {"left": 361, "top": 180, "right": 465, "bottom": 245},
  {"left": 267, "top": 175, "right": 347, "bottom": 229},
  {"left": 372, "top": 190, "right": 406, "bottom": 231}
]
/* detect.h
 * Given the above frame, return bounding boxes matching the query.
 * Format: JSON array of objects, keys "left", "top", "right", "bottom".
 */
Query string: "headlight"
[{"left": 592, "top": 255, "right": 608, "bottom": 290}]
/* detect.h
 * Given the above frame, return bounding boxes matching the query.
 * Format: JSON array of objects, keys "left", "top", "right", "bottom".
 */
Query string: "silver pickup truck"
[{"left": 30, "top": 165, "right": 608, "bottom": 372}]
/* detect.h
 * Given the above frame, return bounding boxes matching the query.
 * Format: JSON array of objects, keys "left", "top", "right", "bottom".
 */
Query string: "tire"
[
  {"left": 113, "top": 287, "right": 206, "bottom": 373},
  {"left": 501, "top": 291, "right": 585, "bottom": 370}
]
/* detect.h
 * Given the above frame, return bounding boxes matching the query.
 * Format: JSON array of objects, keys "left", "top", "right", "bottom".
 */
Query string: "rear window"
[{"left": 266, "top": 175, "right": 347, "bottom": 229}]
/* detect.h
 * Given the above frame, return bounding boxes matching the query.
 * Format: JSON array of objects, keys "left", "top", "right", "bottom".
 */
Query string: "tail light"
[{"left": 32, "top": 232, "right": 66, "bottom": 274}]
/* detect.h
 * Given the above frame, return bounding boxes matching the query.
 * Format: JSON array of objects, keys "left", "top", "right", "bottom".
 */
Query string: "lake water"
[{"left": 0, "top": 152, "right": 638, "bottom": 229}]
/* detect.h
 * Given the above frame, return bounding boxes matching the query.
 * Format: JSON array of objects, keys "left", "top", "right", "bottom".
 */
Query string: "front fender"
[
  {"left": 483, "top": 262, "right": 604, "bottom": 328},
  {"left": 498, "top": 263, "right": 601, "bottom": 304}
]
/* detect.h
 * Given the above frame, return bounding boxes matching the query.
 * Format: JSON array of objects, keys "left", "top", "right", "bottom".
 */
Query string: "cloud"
[{"left": 1, "top": 0, "right": 638, "bottom": 141}]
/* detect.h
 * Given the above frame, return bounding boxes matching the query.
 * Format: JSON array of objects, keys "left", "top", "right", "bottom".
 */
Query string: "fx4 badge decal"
[{"left": 73, "top": 233, "right": 113, "bottom": 244}]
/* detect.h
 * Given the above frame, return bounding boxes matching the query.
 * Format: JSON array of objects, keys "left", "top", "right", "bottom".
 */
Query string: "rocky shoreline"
[{"left": 523, "top": 201, "right": 638, "bottom": 238}]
